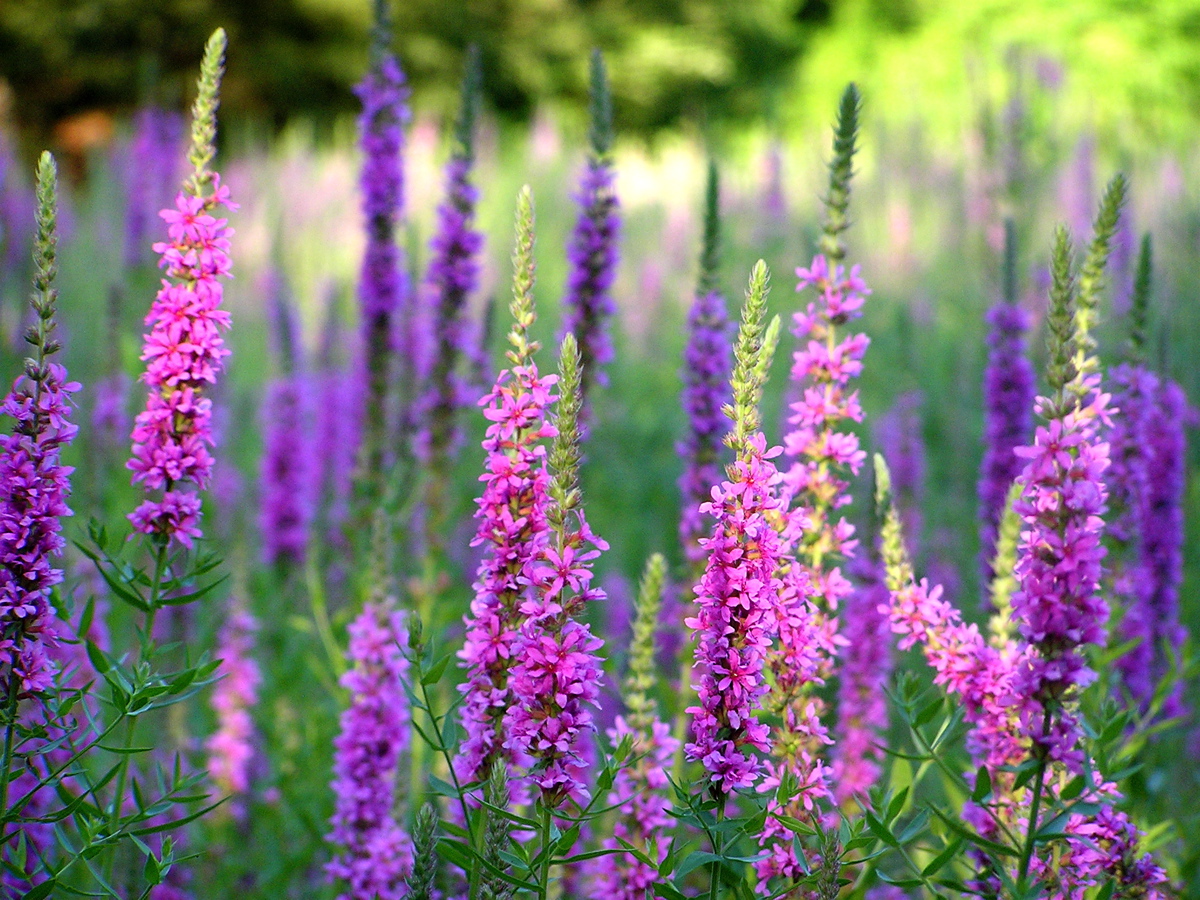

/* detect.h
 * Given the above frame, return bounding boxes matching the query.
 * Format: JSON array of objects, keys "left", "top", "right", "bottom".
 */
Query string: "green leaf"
[
  {"left": 21, "top": 879, "right": 57, "bottom": 900},
  {"left": 86, "top": 641, "right": 112, "bottom": 675},
  {"left": 877, "top": 873, "right": 923, "bottom": 888},
  {"left": 676, "top": 850, "right": 723, "bottom": 880},
  {"left": 863, "top": 811, "right": 900, "bottom": 848},
  {"left": 913, "top": 696, "right": 943, "bottom": 727},
  {"left": 886, "top": 786, "right": 910, "bottom": 823},
  {"left": 921, "top": 837, "right": 964, "bottom": 877},
  {"left": 1060, "top": 775, "right": 1085, "bottom": 801},
  {"left": 971, "top": 766, "right": 992, "bottom": 803},
  {"left": 421, "top": 653, "right": 453, "bottom": 686}
]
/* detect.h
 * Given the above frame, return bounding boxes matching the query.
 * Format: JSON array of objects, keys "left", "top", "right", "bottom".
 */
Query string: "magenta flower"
[
  {"left": 686, "top": 433, "right": 784, "bottom": 794},
  {"left": 456, "top": 360, "right": 558, "bottom": 786},
  {"left": 327, "top": 602, "right": 413, "bottom": 900},
  {"left": 127, "top": 178, "right": 235, "bottom": 547}
]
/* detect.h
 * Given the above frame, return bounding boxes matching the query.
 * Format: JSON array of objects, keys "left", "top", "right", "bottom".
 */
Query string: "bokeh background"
[{"left": 1, "top": 1, "right": 1199, "bottom": 894}]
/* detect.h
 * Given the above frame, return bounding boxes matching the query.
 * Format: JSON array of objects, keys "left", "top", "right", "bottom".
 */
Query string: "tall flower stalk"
[
  {"left": 355, "top": 0, "right": 411, "bottom": 499},
  {"left": 205, "top": 603, "right": 260, "bottom": 809},
  {"left": 685, "top": 261, "right": 783, "bottom": 797},
  {"left": 978, "top": 218, "right": 1035, "bottom": 590},
  {"left": 456, "top": 188, "right": 556, "bottom": 787},
  {"left": 562, "top": 49, "right": 620, "bottom": 420},
  {"left": 758, "top": 84, "right": 864, "bottom": 889},
  {"left": 0, "top": 152, "right": 76, "bottom": 703},
  {"left": 127, "top": 30, "right": 234, "bottom": 548}
]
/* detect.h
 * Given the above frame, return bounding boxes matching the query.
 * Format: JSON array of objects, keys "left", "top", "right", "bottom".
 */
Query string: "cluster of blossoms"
[
  {"left": 1010, "top": 375, "right": 1111, "bottom": 769},
  {"left": 506, "top": 505, "right": 606, "bottom": 805},
  {"left": 686, "top": 432, "right": 784, "bottom": 794},
  {"left": 327, "top": 603, "right": 413, "bottom": 900},
  {"left": 874, "top": 390, "right": 925, "bottom": 554},
  {"left": 978, "top": 298, "right": 1035, "bottom": 586},
  {"left": 755, "top": 254, "right": 869, "bottom": 885},
  {"left": 455, "top": 345, "right": 557, "bottom": 785},
  {"left": 0, "top": 360, "right": 77, "bottom": 695},
  {"left": 127, "top": 177, "right": 235, "bottom": 546},
  {"left": 206, "top": 607, "right": 261, "bottom": 800},
  {"left": 678, "top": 289, "right": 731, "bottom": 566}
]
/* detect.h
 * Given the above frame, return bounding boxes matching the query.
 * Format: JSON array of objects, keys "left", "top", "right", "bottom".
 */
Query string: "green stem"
[
  {"left": 708, "top": 793, "right": 726, "bottom": 900},
  {"left": 1016, "top": 750, "right": 1049, "bottom": 891},
  {"left": 0, "top": 679, "right": 20, "bottom": 821},
  {"left": 538, "top": 802, "right": 553, "bottom": 900}
]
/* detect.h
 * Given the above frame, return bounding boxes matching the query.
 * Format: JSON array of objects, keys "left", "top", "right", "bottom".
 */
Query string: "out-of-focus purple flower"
[
  {"left": 0, "top": 135, "right": 34, "bottom": 277},
  {"left": 562, "top": 51, "right": 620, "bottom": 415},
  {"left": 327, "top": 602, "right": 413, "bottom": 900},
  {"left": 678, "top": 290, "right": 730, "bottom": 567},
  {"left": 355, "top": 48, "right": 411, "bottom": 487},
  {"left": 122, "top": 107, "right": 186, "bottom": 268},
  {"left": 127, "top": 178, "right": 236, "bottom": 548},
  {"left": 206, "top": 606, "right": 260, "bottom": 801},
  {"left": 686, "top": 433, "right": 784, "bottom": 795},
  {"left": 1111, "top": 368, "right": 1189, "bottom": 717},
  {"left": 259, "top": 376, "right": 315, "bottom": 566},
  {"left": 875, "top": 390, "right": 925, "bottom": 556},
  {"left": 455, "top": 357, "right": 557, "bottom": 787},
  {"left": 978, "top": 300, "right": 1035, "bottom": 587},
  {"left": 832, "top": 554, "right": 892, "bottom": 805}
]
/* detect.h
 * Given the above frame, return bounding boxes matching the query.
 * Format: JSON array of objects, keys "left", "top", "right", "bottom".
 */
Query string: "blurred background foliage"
[{"left": 5, "top": 0, "right": 1200, "bottom": 155}]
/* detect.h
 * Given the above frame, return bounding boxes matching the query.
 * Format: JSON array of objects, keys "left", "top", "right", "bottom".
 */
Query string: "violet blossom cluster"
[
  {"left": 127, "top": 175, "right": 235, "bottom": 546},
  {"left": 354, "top": 44, "right": 411, "bottom": 487},
  {"left": 259, "top": 376, "right": 315, "bottom": 566},
  {"left": 678, "top": 289, "right": 731, "bottom": 567},
  {"left": 1010, "top": 376, "right": 1111, "bottom": 769},
  {"left": 455, "top": 332, "right": 557, "bottom": 786},
  {"left": 122, "top": 106, "right": 185, "bottom": 268},
  {"left": 686, "top": 432, "right": 784, "bottom": 795},
  {"left": 505, "top": 507, "right": 606, "bottom": 806},
  {"left": 978, "top": 299, "right": 1035, "bottom": 586},
  {"left": 327, "top": 602, "right": 413, "bottom": 900},
  {"left": 1109, "top": 366, "right": 1189, "bottom": 716},
  {"left": 874, "top": 390, "right": 925, "bottom": 555},
  {"left": 206, "top": 607, "right": 261, "bottom": 800}
]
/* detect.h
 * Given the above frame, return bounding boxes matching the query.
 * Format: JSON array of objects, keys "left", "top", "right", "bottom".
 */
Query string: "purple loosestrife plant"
[
  {"left": 418, "top": 46, "right": 484, "bottom": 496},
  {"left": 127, "top": 35, "right": 235, "bottom": 549},
  {"left": 758, "top": 86, "right": 864, "bottom": 889},
  {"left": 562, "top": 50, "right": 620, "bottom": 418},
  {"left": 506, "top": 331, "right": 606, "bottom": 809},
  {"left": 589, "top": 554, "right": 679, "bottom": 898},
  {"left": 355, "top": 0, "right": 411, "bottom": 497},
  {"left": 874, "top": 389, "right": 925, "bottom": 557},
  {"left": 0, "top": 152, "right": 76, "bottom": 702},
  {"left": 685, "top": 261, "right": 783, "bottom": 797},
  {"left": 327, "top": 601, "right": 413, "bottom": 900},
  {"left": 679, "top": 161, "right": 731, "bottom": 570},
  {"left": 979, "top": 219, "right": 1035, "bottom": 590},
  {"left": 456, "top": 187, "right": 556, "bottom": 788}
]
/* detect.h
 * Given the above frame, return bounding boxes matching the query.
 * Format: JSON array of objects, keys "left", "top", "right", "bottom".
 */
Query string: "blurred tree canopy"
[{"left": 0, "top": 0, "right": 820, "bottom": 142}]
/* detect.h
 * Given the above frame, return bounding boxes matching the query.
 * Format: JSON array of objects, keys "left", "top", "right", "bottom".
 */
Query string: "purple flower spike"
[
  {"left": 206, "top": 606, "right": 261, "bottom": 800},
  {"left": 978, "top": 300, "right": 1035, "bottom": 588},
  {"left": 678, "top": 290, "right": 731, "bottom": 566},
  {"left": 260, "top": 376, "right": 315, "bottom": 566},
  {"left": 875, "top": 390, "right": 925, "bottom": 556},
  {"left": 686, "top": 433, "right": 785, "bottom": 795},
  {"left": 122, "top": 106, "right": 185, "bottom": 269},
  {"left": 327, "top": 602, "right": 413, "bottom": 900}
]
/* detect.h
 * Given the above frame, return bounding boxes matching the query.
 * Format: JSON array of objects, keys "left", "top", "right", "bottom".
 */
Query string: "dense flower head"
[
  {"left": 562, "top": 155, "right": 620, "bottom": 406},
  {"left": 327, "top": 602, "right": 413, "bottom": 900},
  {"left": 686, "top": 433, "right": 784, "bottom": 794},
  {"left": 206, "top": 608, "right": 261, "bottom": 799},
  {"left": 127, "top": 178, "right": 235, "bottom": 547},
  {"left": 505, "top": 507, "right": 607, "bottom": 806},
  {"left": 875, "top": 391, "right": 925, "bottom": 554},
  {"left": 456, "top": 361, "right": 558, "bottom": 786},
  {"left": 0, "top": 361, "right": 78, "bottom": 695},
  {"left": 679, "top": 289, "right": 732, "bottom": 566},
  {"left": 259, "top": 375, "right": 315, "bottom": 566},
  {"left": 417, "top": 153, "right": 485, "bottom": 465},
  {"left": 979, "top": 300, "right": 1036, "bottom": 586},
  {"left": 1010, "top": 380, "right": 1111, "bottom": 768}
]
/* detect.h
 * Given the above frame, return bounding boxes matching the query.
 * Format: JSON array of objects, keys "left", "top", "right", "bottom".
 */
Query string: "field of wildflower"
[{"left": 1, "top": 11, "right": 1199, "bottom": 900}]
